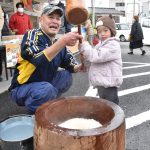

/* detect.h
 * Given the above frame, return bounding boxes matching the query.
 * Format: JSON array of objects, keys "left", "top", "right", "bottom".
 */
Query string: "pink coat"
[{"left": 80, "top": 37, "right": 123, "bottom": 88}]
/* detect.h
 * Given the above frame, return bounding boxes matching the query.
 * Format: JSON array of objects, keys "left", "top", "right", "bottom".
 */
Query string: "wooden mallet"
[{"left": 65, "top": 0, "right": 89, "bottom": 70}]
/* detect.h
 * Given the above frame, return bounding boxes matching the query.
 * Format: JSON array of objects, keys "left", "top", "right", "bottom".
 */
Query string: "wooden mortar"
[{"left": 34, "top": 96, "right": 126, "bottom": 150}]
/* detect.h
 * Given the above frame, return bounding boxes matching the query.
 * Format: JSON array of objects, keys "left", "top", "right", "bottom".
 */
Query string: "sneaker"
[
  {"left": 141, "top": 50, "right": 146, "bottom": 55},
  {"left": 128, "top": 52, "right": 133, "bottom": 54}
]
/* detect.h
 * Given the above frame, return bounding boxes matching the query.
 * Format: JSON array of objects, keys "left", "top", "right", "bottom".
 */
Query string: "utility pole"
[
  {"left": 133, "top": 0, "right": 136, "bottom": 16},
  {"left": 91, "top": 0, "right": 95, "bottom": 26}
]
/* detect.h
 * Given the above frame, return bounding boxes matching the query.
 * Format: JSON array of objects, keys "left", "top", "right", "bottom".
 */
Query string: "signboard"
[{"left": 5, "top": 44, "right": 20, "bottom": 68}]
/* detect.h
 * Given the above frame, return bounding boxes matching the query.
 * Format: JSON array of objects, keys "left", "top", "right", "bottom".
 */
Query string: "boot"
[
  {"left": 141, "top": 50, "right": 146, "bottom": 55},
  {"left": 128, "top": 52, "right": 133, "bottom": 54}
]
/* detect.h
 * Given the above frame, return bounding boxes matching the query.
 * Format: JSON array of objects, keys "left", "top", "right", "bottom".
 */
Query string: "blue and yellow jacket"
[{"left": 9, "top": 29, "right": 77, "bottom": 90}]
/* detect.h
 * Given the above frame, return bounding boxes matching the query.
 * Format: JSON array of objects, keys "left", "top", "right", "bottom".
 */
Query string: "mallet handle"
[
  {"left": 78, "top": 25, "right": 82, "bottom": 43},
  {"left": 78, "top": 25, "right": 86, "bottom": 71}
]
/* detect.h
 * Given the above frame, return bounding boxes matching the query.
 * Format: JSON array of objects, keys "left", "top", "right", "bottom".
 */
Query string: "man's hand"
[
  {"left": 62, "top": 32, "right": 83, "bottom": 47},
  {"left": 85, "top": 19, "right": 92, "bottom": 28},
  {"left": 85, "top": 19, "right": 93, "bottom": 36}
]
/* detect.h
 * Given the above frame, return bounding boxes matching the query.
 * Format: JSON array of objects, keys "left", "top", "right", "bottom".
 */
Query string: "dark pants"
[
  {"left": 10, "top": 70, "right": 73, "bottom": 112},
  {"left": 0, "top": 45, "right": 5, "bottom": 76},
  {"left": 97, "top": 86, "right": 119, "bottom": 104}
]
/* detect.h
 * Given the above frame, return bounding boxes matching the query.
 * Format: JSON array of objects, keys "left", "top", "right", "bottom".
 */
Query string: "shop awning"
[{"left": 88, "top": 7, "right": 125, "bottom": 16}]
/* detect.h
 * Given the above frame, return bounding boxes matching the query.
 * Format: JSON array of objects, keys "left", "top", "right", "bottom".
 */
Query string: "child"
[{"left": 79, "top": 15, "right": 123, "bottom": 104}]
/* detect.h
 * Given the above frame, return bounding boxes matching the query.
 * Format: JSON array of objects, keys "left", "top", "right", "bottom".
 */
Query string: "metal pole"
[
  {"left": 133, "top": 0, "right": 135, "bottom": 16},
  {"left": 91, "top": 0, "right": 95, "bottom": 26}
]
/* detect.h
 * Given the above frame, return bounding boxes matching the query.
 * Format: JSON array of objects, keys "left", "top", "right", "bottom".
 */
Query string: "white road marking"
[
  {"left": 123, "top": 62, "right": 150, "bottom": 65},
  {"left": 123, "top": 71, "right": 150, "bottom": 79},
  {"left": 85, "top": 86, "right": 97, "bottom": 96},
  {"left": 126, "top": 110, "right": 150, "bottom": 129},
  {"left": 123, "top": 64, "right": 150, "bottom": 69},
  {"left": 85, "top": 86, "right": 150, "bottom": 129},
  {"left": 118, "top": 84, "right": 150, "bottom": 96},
  {"left": 85, "top": 84, "right": 150, "bottom": 97}
]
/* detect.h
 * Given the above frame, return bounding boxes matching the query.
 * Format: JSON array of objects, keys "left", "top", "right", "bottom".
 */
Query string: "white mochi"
[{"left": 58, "top": 118, "right": 102, "bottom": 130}]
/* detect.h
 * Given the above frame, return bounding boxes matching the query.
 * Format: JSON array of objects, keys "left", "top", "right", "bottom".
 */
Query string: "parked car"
[
  {"left": 141, "top": 18, "right": 150, "bottom": 45},
  {"left": 115, "top": 23, "right": 130, "bottom": 42}
]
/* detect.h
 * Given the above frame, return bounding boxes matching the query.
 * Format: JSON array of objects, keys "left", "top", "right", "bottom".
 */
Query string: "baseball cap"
[{"left": 41, "top": 5, "right": 63, "bottom": 17}]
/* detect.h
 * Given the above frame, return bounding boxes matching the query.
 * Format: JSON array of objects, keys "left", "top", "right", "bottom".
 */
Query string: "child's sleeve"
[{"left": 80, "top": 40, "right": 121, "bottom": 63}]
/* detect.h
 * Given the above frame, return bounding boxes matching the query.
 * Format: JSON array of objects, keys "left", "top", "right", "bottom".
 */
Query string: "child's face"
[{"left": 97, "top": 26, "right": 112, "bottom": 41}]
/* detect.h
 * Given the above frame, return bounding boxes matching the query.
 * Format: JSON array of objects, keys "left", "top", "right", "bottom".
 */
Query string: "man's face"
[
  {"left": 17, "top": 4, "right": 24, "bottom": 13},
  {"left": 40, "top": 12, "right": 61, "bottom": 37}
]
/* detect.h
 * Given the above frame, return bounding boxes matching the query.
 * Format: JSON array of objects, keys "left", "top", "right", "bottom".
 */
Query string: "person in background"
[
  {"left": 9, "top": 2, "right": 32, "bottom": 35},
  {"left": 128, "top": 15, "right": 146, "bottom": 55},
  {"left": 0, "top": 50, "right": 3, "bottom": 81},
  {"left": 79, "top": 15, "right": 123, "bottom": 104},
  {"left": 9, "top": 4, "right": 83, "bottom": 114},
  {"left": 0, "top": 5, "right": 4, "bottom": 39},
  {"left": 0, "top": 8, "right": 12, "bottom": 81},
  {"left": 2, "top": 8, "right": 11, "bottom": 36},
  {"left": 0, "top": 5, "right": 4, "bottom": 81}
]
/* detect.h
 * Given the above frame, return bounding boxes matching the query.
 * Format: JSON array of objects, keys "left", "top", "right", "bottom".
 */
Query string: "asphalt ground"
[{"left": 0, "top": 42, "right": 150, "bottom": 150}]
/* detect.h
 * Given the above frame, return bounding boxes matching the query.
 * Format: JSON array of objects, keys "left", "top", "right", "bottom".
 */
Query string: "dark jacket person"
[{"left": 128, "top": 15, "right": 146, "bottom": 55}]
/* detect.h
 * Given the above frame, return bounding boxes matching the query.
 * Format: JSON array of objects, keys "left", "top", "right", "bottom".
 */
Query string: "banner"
[
  {"left": 5, "top": 44, "right": 20, "bottom": 68},
  {"left": 21, "top": 0, "right": 32, "bottom": 11}
]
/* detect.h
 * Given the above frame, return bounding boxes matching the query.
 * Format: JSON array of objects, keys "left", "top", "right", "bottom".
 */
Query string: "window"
[
  {"left": 116, "top": 3, "right": 125, "bottom": 7},
  {"left": 116, "top": 24, "right": 130, "bottom": 30},
  {"left": 142, "top": 21, "right": 150, "bottom": 28},
  {"left": 5, "top": 0, "right": 13, "bottom": 2}
]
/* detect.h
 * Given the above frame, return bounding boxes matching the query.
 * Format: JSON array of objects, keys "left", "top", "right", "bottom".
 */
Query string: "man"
[
  {"left": 9, "top": 2, "right": 32, "bottom": 35},
  {"left": 9, "top": 4, "right": 83, "bottom": 113},
  {"left": 50, "top": 0, "right": 72, "bottom": 33}
]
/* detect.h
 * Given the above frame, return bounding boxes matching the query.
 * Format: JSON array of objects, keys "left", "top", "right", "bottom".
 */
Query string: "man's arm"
[
  {"left": 44, "top": 32, "right": 82, "bottom": 61},
  {"left": 9, "top": 14, "right": 17, "bottom": 33}
]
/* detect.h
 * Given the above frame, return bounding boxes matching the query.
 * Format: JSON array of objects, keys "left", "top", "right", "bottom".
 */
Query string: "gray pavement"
[
  {"left": 0, "top": 77, "right": 12, "bottom": 93},
  {"left": 0, "top": 63, "right": 13, "bottom": 93},
  {"left": 0, "top": 42, "right": 150, "bottom": 150}
]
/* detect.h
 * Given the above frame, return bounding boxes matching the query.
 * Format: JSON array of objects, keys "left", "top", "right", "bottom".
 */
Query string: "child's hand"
[
  {"left": 85, "top": 19, "right": 92, "bottom": 28},
  {"left": 85, "top": 19, "right": 93, "bottom": 36},
  {"left": 74, "top": 63, "right": 87, "bottom": 72}
]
